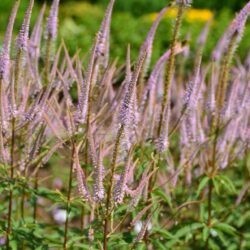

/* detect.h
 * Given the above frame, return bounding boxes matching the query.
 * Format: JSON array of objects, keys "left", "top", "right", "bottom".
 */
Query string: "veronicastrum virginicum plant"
[{"left": 0, "top": 0, "right": 249, "bottom": 249}]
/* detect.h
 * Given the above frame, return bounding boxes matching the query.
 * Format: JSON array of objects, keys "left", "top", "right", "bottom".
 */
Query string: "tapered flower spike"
[
  {"left": 156, "top": 103, "right": 170, "bottom": 153},
  {"left": 175, "top": 0, "right": 192, "bottom": 6},
  {"left": 0, "top": 139, "right": 9, "bottom": 163},
  {"left": 213, "top": 2, "right": 250, "bottom": 61},
  {"left": 127, "top": 167, "right": 157, "bottom": 208},
  {"left": 159, "top": 0, "right": 188, "bottom": 138},
  {"left": 96, "top": 0, "right": 115, "bottom": 67},
  {"left": 134, "top": 211, "right": 153, "bottom": 243},
  {"left": 80, "top": 0, "right": 115, "bottom": 92},
  {"left": 113, "top": 151, "right": 132, "bottom": 204},
  {"left": 0, "top": 0, "right": 19, "bottom": 80},
  {"left": 76, "top": 0, "right": 116, "bottom": 124},
  {"left": 87, "top": 127, "right": 104, "bottom": 202},
  {"left": 141, "top": 7, "right": 168, "bottom": 73},
  {"left": 119, "top": 44, "right": 148, "bottom": 126},
  {"left": 76, "top": 44, "right": 97, "bottom": 124},
  {"left": 46, "top": 0, "right": 60, "bottom": 40},
  {"left": 74, "top": 145, "right": 92, "bottom": 202},
  {"left": 29, "top": 3, "right": 46, "bottom": 59},
  {"left": 223, "top": 76, "right": 240, "bottom": 120},
  {"left": 121, "top": 45, "right": 139, "bottom": 149},
  {"left": 125, "top": 44, "right": 132, "bottom": 84},
  {"left": 16, "top": 0, "right": 34, "bottom": 51},
  {"left": 197, "top": 21, "right": 211, "bottom": 46},
  {"left": 130, "top": 203, "right": 152, "bottom": 227},
  {"left": 183, "top": 49, "right": 202, "bottom": 112},
  {"left": 140, "top": 42, "right": 186, "bottom": 113}
]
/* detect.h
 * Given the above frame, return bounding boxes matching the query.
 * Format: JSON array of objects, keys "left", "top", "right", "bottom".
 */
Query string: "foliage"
[
  {"left": 92, "top": 0, "right": 246, "bottom": 15},
  {"left": 0, "top": 0, "right": 249, "bottom": 249}
]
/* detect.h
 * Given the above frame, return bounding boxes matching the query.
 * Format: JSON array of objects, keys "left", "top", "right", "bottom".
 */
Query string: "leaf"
[
  {"left": 199, "top": 204, "right": 206, "bottom": 221},
  {"left": 166, "top": 223, "right": 204, "bottom": 247},
  {"left": 153, "top": 188, "right": 172, "bottom": 209},
  {"left": 122, "top": 232, "right": 134, "bottom": 243},
  {"left": 175, "top": 223, "right": 204, "bottom": 239},
  {"left": 217, "top": 175, "right": 236, "bottom": 193},
  {"left": 153, "top": 239, "right": 167, "bottom": 249},
  {"left": 202, "top": 226, "right": 209, "bottom": 242},
  {"left": 196, "top": 176, "right": 209, "bottom": 197},
  {"left": 152, "top": 228, "right": 175, "bottom": 239},
  {"left": 214, "top": 222, "right": 236, "bottom": 236},
  {"left": 208, "top": 238, "right": 220, "bottom": 250},
  {"left": 212, "top": 177, "right": 220, "bottom": 195},
  {"left": 216, "top": 230, "right": 230, "bottom": 247}
]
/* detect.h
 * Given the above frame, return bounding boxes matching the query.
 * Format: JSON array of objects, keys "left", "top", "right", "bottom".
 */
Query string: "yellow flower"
[
  {"left": 185, "top": 9, "right": 213, "bottom": 23},
  {"left": 145, "top": 7, "right": 213, "bottom": 23}
]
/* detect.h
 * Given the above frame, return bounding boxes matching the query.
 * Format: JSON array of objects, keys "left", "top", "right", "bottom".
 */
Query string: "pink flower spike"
[
  {"left": 47, "top": 0, "right": 60, "bottom": 40},
  {"left": 0, "top": 1, "right": 19, "bottom": 80},
  {"left": 16, "top": 0, "right": 34, "bottom": 51}
]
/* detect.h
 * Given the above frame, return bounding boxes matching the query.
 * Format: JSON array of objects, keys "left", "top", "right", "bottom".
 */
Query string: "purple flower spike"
[
  {"left": 0, "top": 1, "right": 19, "bottom": 80},
  {"left": 0, "top": 52, "right": 10, "bottom": 81},
  {"left": 16, "top": 0, "right": 34, "bottom": 51},
  {"left": 47, "top": 0, "right": 60, "bottom": 40},
  {"left": 176, "top": 0, "right": 192, "bottom": 7}
]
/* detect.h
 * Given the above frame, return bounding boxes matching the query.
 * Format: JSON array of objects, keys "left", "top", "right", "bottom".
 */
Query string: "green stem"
[
  {"left": 63, "top": 141, "right": 75, "bottom": 250},
  {"left": 158, "top": 2, "right": 185, "bottom": 136},
  {"left": 6, "top": 118, "right": 15, "bottom": 248},
  {"left": 45, "top": 36, "right": 52, "bottom": 85},
  {"left": 103, "top": 125, "right": 124, "bottom": 250},
  {"left": 33, "top": 170, "right": 39, "bottom": 222}
]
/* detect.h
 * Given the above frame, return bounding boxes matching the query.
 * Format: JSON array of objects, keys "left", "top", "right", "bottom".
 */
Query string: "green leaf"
[
  {"left": 152, "top": 228, "right": 175, "bottom": 239},
  {"left": 153, "top": 239, "right": 166, "bottom": 249},
  {"left": 196, "top": 176, "right": 209, "bottom": 197},
  {"left": 122, "top": 232, "right": 134, "bottom": 243},
  {"left": 166, "top": 223, "right": 204, "bottom": 247},
  {"left": 216, "top": 230, "right": 230, "bottom": 247},
  {"left": 214, "top": 223, "right": 236, "bottom": 236},
  {"left": 175, "top": 223, "right": 204, "bottom": 239},
  {"left": 199, "top": 204, "right": 206, "bottom": 221},
  {"left": 202, "top": 226, "right": 209, "bottom": 242},
  {"left": 208, "top": 238, "right": 220, "bottom": 250},
  {"left": 218, "top": 175, "right": 236, "bottom": 193},
  {"left": 153, "top": 188, "right": 172, "bottom": 209},
  {"left": 212, "top": 177, "right": 220, "bottom": 195}
]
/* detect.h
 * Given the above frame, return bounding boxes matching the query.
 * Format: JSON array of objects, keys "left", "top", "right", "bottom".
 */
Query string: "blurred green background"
[{"left": 0, "top": 0, "right": 249, "bottom": 63}]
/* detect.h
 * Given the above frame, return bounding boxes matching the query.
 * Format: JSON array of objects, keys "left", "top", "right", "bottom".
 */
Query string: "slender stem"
[
  {"left": 205, "top": 179, "right": 213, "bottom": 249},
  {"left": 45, "top": 36, "right": 51, "bottom": 85},
  {"left": 81, "top": 138, "right": 89, "bottom": 232},
  {"left": 33, "top": 170, "right": 39, "bottom": 222},
  {"left": 63, "top": 141, "right": 75, "bottom": 250},
  {"left": 6, "top": 118, "right": 16, "bottom": 248},
  {"left": 158, "top": 2, "right": 184, "bottom": 136},
  {"left": 0, "top": 79, "right": 7, "bottom": 163},
  {"left": 103, "top": 125, "right": 124, "bottom": 250},
  {"left": 21, "top": 188, "right": 25, "bottom": 220},
  {"left": 207, "top": 179, "right": 213, "bottom": 226}
]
